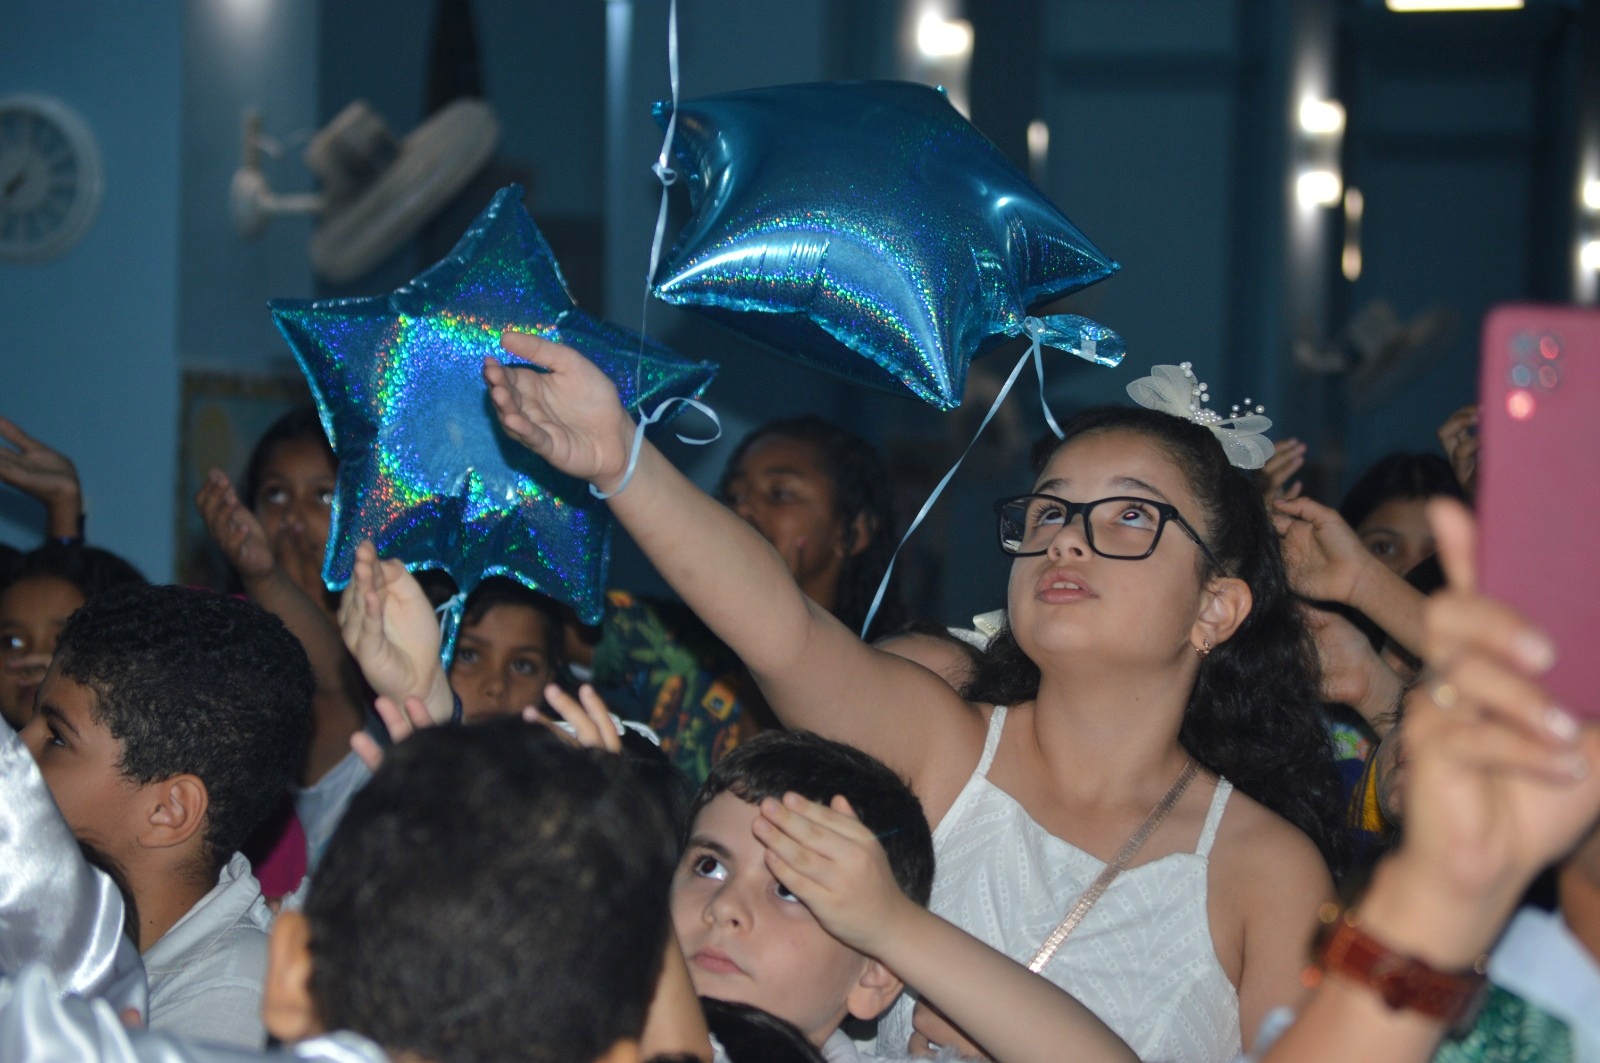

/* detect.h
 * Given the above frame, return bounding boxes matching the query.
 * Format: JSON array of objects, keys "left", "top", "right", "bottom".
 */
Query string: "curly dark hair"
[
  {"left": 717, "top": 417, "right": 904, "bottom": 640},
  {"left": 53, "top": 584, "right": 313, "bottom": 871},
  {"left": 965, "top": 408, "right": 1350, "bottom": 878},
  {"left": 306, "top": 720, "right": 677, "bottom": 1063},
  {"left": 240, "top": 405, "right": 333, "bottom": 513},
  {"left": 1338, "top": 452, "right": 1464, "bottom": 531},
  {"left": 1, "top": 541, "right": 146, "bottom": 597},
  {"left": 690, "top": 730, "right": 934, "bottom": 906}
]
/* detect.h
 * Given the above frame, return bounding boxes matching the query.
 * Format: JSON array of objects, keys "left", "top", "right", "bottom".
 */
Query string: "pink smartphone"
[{"left": 1477, "top": 303, "right": 1600, "bottom": 721}]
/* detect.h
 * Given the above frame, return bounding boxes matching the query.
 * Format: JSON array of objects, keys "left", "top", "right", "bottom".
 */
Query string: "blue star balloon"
[
  {"left": 271, "top": 185, "right": 718, "bottom": 631},
  {"left": 650, "top": 80, "right": 1122, "bottom": 411}
]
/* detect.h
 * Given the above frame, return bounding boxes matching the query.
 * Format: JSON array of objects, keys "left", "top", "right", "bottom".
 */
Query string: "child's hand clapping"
[
  {"left": 196, "top": 470, "right": 275, "bottom": 582},
  {"left": 0, "top": 418, "right": 83, "bottom": 539},
  {"left": 752, "top": 792, "right": 911, "bottom": 956},
  {"left": 338, "top": 540, "right": 452, "bottom": 723}
]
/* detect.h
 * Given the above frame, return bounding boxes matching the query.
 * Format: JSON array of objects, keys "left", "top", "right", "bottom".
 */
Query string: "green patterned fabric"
[
  {"left": 1434, "top": 985, "right": 1574, "bottom": 1063},
  {"left": 589, "top": 590, "right": 766, "bottom": 785}
]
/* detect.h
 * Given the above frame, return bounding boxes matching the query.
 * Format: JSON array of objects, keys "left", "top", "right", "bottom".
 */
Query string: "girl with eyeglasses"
[{"left": 484, "top": 335, "right": 1346, "bottom": 1063}]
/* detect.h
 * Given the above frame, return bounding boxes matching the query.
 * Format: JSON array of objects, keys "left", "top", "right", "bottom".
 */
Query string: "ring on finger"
[{"left": 1429, "top": 679, "right": 1460, "bottom": 710}]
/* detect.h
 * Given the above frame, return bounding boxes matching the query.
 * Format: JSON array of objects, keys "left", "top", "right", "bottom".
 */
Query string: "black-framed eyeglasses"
[{"left": 993, "top": 493, "right": 1220, "bottom": 568}]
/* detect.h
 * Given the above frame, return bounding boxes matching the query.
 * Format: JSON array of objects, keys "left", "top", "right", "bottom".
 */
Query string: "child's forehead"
[
  {"left": 462, "top": 601, "right": 555, "bottom": 641},
  {"left": 684, "top": 791, "right": 768, "bottom": 854},
  {"left": 0, "top": 575, "right": 86, "bottom": 622},
  {"left": 38, "top": 667, "right": 108, "bottom": 727}
]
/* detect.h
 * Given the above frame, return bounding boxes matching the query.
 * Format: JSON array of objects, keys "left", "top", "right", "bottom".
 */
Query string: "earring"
[{"left": 1194, "top": 636, "right": 1212, "bottom": 658}]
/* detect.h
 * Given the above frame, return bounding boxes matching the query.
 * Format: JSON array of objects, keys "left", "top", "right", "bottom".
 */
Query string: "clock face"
[{"left": 0, "top": 95, "right": 104, "bottom": 264}]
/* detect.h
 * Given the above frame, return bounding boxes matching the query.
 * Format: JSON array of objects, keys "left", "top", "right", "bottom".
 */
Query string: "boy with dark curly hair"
[{"left": 15, "top": 583, "right": 312, "bottom": 1047}]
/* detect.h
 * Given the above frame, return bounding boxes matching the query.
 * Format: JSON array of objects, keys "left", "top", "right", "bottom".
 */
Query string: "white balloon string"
[
  {"left": 859, "top": 337, "right": 1045, "bottom": 638},
  {"left": 633, "top": 0, "right": 680, "bottom": 408},
  {"left": 1023, "top": 316, "right": 1066, "bottom": 440},
  {"left": 589, "top": 395, "right": 722, "bottom": 502}
]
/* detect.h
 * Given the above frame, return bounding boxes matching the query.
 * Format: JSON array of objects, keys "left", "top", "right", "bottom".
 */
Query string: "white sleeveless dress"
[{"left": 876, "top": 706, "right": 1242, "bottom": 1063}]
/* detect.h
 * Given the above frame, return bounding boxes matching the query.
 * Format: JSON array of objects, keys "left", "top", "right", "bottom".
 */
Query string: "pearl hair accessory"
[{"left": 1125, "top": 363, "right": 1274, "bottom": 470}]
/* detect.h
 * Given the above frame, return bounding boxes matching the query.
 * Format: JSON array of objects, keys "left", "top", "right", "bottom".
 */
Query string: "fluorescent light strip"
[{"left": 1385, "top": 0, "right": 1524, "bottom": 12}]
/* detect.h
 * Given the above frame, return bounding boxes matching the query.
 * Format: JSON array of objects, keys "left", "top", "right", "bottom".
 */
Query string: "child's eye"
[
  {"left": 452, "top": 647, "right": 480, "bottom": 667},
  {"left": 1027, "top": 500, "right": 1066, "bottom": 527},
  {"left": 317, "top": 489, "right": 335, "bottom": 506},
  {"left": 1113, "top": 503, "right": 1158, "bottom": 528},
  {"left": 692, "top": 854, "right": 727, "bottom": 882},
  {"left": 511, "top": 657, "right": 546, "bottom": 677},
  {"left": 774, "top": 882, "right": 801, "bottom": 904},
  {"left": 44, "top": 726, "right": 66, "bottom": 750},
  {"left": 258, "top": 486, "right": 290, "bottom": 507},
  {"left": 0, "top": 634, "right": 24, "bottom": 655}
]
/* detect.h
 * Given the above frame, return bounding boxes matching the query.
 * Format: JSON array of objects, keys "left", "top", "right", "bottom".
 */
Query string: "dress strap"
[
  {"left": 974, "top": 705, "right": 1009, "bottom": 777},
  {"left": 1194, "top": 777, "right": 1233, "bottom": 857}
]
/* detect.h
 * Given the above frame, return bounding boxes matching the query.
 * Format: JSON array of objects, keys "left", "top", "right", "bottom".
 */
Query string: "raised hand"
[
  {"left": 1303, "top": 605, "right": 1403, "bottom": 732},
  {"left": 337, "top": 541, "right": 452, "bottom": 722},
  {"left": 1256, "top": 438, "right": 1307, "bottom": 504},
  {"left": 0, "top": 418, "right": 84, "bottom": 539},
  {"left": 755, "top": 793, "right": 904, "bottom": 944},
  {"left": 1272, "top": 495, "right": 1372, "bottom": 605},
  {"left": 527, "top": 683, "right": 625, "bottom": 753},
  {"left": 350, "top": 694, "right": 437, "bottom": 773},
  {"left": 1391, "top": 499, "right": 1600, "bottom": 926},
  {"left": 195, "top": 469, "right": 275, "bottom": 581},
  {"left": 484, "top": 332, "right": 637, "bottom": 495},
  {"left": 1435, "top": 405, "right": 1479, "bottom": 499}
]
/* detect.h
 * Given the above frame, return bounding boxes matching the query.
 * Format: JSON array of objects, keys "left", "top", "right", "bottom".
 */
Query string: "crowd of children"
[{"left": 0, "top": 329, "right": 1595, "bottom": 1063}]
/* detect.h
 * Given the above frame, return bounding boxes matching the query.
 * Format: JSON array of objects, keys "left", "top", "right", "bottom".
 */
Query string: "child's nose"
[
  {"left": 1046, "top": 512, "right": 1092, "bottom": 559},
  {"left": 705, "top": 884, "right": 750, "bottom": 929}
]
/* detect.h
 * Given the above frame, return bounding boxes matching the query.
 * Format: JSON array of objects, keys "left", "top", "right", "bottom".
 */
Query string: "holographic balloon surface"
[
  {"left": 272, "top": 185, "right": 718, "bottom": 627},
  {"left": 651, "top": 80, "right": 1121, "bottom": 410}
]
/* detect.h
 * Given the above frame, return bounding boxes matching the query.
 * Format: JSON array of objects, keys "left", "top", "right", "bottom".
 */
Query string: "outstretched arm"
[
  {"left": 756, "top": 793, "right": 1137, "bottom": 1063},
  {"left": 196, "top": 470, "right": 366, "bottom": 784},
  {"left": 483, "top": 334, "right": 972, "bottom": 788}
]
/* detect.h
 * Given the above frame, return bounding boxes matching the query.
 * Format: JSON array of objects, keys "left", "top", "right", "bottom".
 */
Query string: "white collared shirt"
[{"left": 142, "top": 852, "right": 273, "bottom": 1049}]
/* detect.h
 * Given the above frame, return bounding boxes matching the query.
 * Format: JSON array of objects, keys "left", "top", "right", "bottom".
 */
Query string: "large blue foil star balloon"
[
  {"left": 650, "top": 80, "right": 1122, "bottom": 410},
  {"left": 271, "top": 185, "right": 718, "bottom": 631}
]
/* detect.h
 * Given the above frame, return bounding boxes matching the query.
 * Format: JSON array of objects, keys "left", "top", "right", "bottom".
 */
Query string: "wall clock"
[{"left": 0, "top": 95, "right": 105, "bottom": 264}]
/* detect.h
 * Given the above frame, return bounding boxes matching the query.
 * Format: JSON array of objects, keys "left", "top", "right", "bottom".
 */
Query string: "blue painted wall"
[{"left": 0, "top": 3, "right": 184, "bottom": 579}]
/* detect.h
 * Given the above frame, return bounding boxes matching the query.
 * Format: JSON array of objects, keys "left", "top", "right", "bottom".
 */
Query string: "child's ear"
[
  {"left": 839, "top": 511, "right": 875, "bottom": 560},
  {"left": 262, "top": 912, "right": 323, "bottom": 1044},
  {"left": 139, "top": 775, "right": 209, "bottom": 852},
  {"left": 1192, "top": 575, "right": 1252, "bottom": 653},
  {"left": 845, "top": 958, "right": 904, "bottom": 1023}
]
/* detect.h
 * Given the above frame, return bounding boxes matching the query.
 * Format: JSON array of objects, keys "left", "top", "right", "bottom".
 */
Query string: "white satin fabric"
[{"left": 0, "top": 721, "right": 146, "bottom": 1019}]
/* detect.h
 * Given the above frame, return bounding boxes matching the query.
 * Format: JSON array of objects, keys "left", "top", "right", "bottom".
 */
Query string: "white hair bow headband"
[{"left": 1125, "top": 363, "right": 1274, "bottom": 470}]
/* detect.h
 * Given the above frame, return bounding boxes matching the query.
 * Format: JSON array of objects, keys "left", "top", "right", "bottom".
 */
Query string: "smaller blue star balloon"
[
  {"left": 271, "top": 185, "right": 718, "bottom": 632},
  {"left": 651, "top": 81, "right": 1123, "bottom": 411}
]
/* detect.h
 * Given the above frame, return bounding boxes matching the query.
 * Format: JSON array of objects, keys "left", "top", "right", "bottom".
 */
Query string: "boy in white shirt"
[{"left": 14, "top": 584, "right": 312, "bottom": 1047}]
